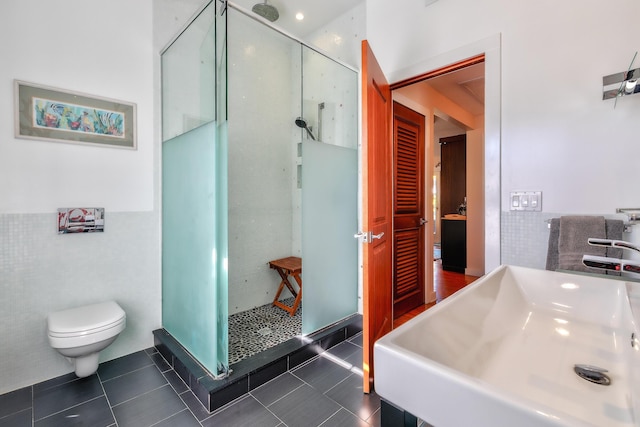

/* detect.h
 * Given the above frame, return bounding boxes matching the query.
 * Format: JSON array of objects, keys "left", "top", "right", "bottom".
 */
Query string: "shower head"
[
  {"left": 295, "top": 117, "right": 316, "bottom": 140},
  {"left": 252, "top": 1, "right": 279, "bottom": 22}
]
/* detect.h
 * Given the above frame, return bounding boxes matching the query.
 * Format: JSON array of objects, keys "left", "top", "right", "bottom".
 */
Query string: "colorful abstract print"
[{"left": 33, "top": 97, "right": 125, "bottom": 138}]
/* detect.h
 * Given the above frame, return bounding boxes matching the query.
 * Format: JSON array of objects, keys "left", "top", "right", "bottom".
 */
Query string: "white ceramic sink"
[{"left": 374, "top": 265, "right": 640, "bottom": 427}]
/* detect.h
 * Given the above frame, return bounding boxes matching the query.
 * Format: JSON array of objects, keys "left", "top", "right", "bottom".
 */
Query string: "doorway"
[
  {"left": 392, "top": 58, "right": 486, "bottom": 304},
  {"left": 361, "top": 36, "right": 501, "bottom": 392}
]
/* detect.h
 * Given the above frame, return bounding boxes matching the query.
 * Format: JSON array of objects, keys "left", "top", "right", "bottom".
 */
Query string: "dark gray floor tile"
[
  {"left": 33, "top": 375, "right": 103, "bottom": 421},
  {"left": 367, "top": 408, "right": 381, "bottom": 427},
  {"left": 153, "top": 409, "right": 201, "bottom": 427},
  {"left": 344, "top": 348, "right": 363, "bottom": 369},
  {"left": 348, "top": 333, "right": 363, "bottom": 348},
  {"left": 179, "top": 390, "right": 210, "bottom": 422},
  {"left": 112, "top": 384, "right": 186, "bottom": 427},
  {"left": 202, "top": 395, "right": 280, "bottom": 427},
  {"left": 164, "top": 369, "right": 188, "bottom": 394},
  {"left": 98, "top": 351, "right": 154, "bottom": 381},
  {"left": 150, "top": 351, "right": 172, "bottom": 373},
  {"left": 321, "top": 408, "right": 370, "bottom": 427},
  {"left": 269, "top": 384, "right": 340, "bottom": 427},
  {"left": 103, "top": 364, "right": 167, "bottom": 406},
  {"left": 0, "top": 387, "right": 31, "bottom": 418},
  {"left": 0, "top": 409, "right": 31, "bottom": 427},
  {"left": 34, "top": 396, "right": 114, "bottom": 427},
  {"left": 292, "top": 355, "right": 352, "bottom": 393},
  {"left": 33, "top": 373, "right": 77, "bottom": 394},
  {"left": 325, "top": 374, "right": 380, "bottom": 422},
  {"left": 326, "top": 342, "right": 360, "bottom": 360},
  {"left": 251, "top": 373, "right": 303, "bottom": 407}
]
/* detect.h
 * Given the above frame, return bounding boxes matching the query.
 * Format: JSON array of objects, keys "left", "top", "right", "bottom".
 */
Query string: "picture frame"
[{"left": 14, "top": 80, "right": 136, "bottom": 149}]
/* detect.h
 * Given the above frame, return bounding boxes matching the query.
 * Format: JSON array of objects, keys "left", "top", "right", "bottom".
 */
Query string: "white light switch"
[{"left": 510, "top": 191, "right": 542, "bottom": 211}]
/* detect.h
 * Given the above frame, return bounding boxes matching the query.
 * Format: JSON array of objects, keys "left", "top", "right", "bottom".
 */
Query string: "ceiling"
[
  {"left": 415, "top": 62, "right": 485, "bottom": 118},
  {"left": 230, "top": 0, "right": 485, "bottom": 127},
  {"left": 230, "top": 0, "right": 364, "bottom": 38}
]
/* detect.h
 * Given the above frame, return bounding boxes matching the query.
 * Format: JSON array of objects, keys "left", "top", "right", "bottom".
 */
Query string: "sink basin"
[{"left": 374, "top": 265, "right": 640, "bottom": 427}]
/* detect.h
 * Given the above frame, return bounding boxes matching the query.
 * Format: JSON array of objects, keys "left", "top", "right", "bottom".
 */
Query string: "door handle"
[
  {"left": 354, "top": 231, "right": 384, "bottom": 242},
  {"left": 354, "top": 231, "right": 369, "bottom": 243},
  {"left": 420, "top": 218, "right": 427, "bottom": 226}
]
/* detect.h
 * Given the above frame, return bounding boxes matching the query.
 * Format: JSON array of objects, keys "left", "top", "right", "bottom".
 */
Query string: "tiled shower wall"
[{"left": 0, "top": 212, "right": 161, "bottom": 395}]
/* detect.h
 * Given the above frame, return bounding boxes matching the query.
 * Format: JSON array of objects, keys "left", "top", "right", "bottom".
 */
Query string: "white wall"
[
  {"left": 0, "top": 0, "right": 160, "bottom": 394},
  {"left": 368, "top": 0, "right": 640, "bottom": 268}
]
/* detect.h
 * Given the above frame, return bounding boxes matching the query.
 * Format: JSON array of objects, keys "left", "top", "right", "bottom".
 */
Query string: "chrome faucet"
[{"left": 582, "top": 238, "right": 640, "bottom": 274}]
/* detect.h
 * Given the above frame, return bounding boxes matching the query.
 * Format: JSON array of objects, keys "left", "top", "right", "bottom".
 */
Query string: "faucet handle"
[
  {"left": 587, "top": 238, "right": 614, "bottom": 247},
  {"left": 588, "top": 238, "right": 640, "bottom": 254}
]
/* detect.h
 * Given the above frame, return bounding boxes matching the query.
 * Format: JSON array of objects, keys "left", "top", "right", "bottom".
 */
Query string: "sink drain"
[{"left": 574, "top": 364, "right": 611, "bottom": 386}]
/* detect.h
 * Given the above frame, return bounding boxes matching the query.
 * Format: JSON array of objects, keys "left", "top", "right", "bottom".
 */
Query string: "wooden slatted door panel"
[
  {"left": 394, "top": 229, "right": 423, "bottom": 300},
  {"left": 393, "top": 102, "right": 425, "bottom": 318},
  {"left": 395, "top": 124, "right": 419, "bottom": 214}
]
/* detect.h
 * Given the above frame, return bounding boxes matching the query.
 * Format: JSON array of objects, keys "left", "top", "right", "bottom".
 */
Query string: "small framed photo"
[
  {"left": 15, "top": 80, "right": 136, "bottom": 149},
  {"left": 58, "top": 208, "right": 105, "bottom": 234}
]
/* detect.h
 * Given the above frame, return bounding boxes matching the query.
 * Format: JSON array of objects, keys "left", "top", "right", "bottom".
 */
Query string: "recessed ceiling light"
[{"left": 295, "top": 12, "right": 304, "bottom": 21}]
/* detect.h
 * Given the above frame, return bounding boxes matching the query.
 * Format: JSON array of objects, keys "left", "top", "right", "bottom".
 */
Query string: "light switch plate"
[{"left": 509, "top": 191, "right": 542, "bottom": 211}]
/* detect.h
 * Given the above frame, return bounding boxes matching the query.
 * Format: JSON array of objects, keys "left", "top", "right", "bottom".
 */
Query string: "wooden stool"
[{"left": 268, "top": 256, "right": 302, "bottom": 316}]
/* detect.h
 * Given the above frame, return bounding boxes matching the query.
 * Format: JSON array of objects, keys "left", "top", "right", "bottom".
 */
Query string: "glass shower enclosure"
[{"left": 161, "top": 0, "right": 359, "bottom": 377}]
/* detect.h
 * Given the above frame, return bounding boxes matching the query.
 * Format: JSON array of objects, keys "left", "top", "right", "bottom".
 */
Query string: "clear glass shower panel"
[
  {"left": 301, "top": 47, "right": 359, "bottom": 334},
  {"left": 301, "top": 48, "right": 358, "bottom": 149},
  {"left": 162, "top": 4, "right": 216, "bottom": 141},
  {"left": 161, "top": 0, "right": 228, "bottom": 375}
]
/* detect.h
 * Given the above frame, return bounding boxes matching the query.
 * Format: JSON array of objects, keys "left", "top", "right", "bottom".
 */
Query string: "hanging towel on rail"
[
  {"left": 557, "top": 215, "right": 606, "bottom": 272},
  {"left": 546, "top": 218, "right": 625, "bottom": 271}
]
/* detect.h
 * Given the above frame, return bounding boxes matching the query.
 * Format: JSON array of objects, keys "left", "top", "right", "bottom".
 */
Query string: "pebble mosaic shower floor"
[{"left": 228, "top": 297, "right": 302, "bottom": 365}]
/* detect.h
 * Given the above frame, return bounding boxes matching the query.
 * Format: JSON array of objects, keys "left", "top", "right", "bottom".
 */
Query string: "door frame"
[
  {"left": 385, "top": 34, "right": 501, "bottom": 274},
  {"left": 360, "top": 35, "right": 501, "bottom": 392}
]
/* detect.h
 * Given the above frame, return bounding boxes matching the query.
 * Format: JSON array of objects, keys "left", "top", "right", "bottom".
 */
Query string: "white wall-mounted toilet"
[{"left": 47, "top": 301, "right": 126, "bottom": 377}]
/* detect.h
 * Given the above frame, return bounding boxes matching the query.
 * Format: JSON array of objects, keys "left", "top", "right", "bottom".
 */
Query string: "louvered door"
[{"left": 393, "top": 102, "right": 425, "bottom": 318}]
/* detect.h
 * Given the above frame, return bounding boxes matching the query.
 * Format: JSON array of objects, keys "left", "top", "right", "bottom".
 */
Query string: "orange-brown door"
[
  {"left": 392, "top": 102, "right": 425, "bottom": 318},
  {"left": 361, "top": 40, "right": 393, "bottom": 394}
]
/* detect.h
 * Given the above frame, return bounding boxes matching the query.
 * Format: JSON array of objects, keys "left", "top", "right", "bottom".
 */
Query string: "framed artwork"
[
  {"left": 57, "top": 208, "right": 105, "bottom": 234},
  {"left": 15, "top": 80, "right": 136, "bottom": 149}
]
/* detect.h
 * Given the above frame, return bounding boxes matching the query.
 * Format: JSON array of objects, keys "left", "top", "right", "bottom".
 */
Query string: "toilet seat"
[{"left": 48, "top": 301, "right": 126, "bottom": 339}]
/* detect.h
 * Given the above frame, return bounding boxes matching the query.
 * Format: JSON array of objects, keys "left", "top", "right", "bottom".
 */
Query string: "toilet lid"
[{"left": 48, "top": 301, "right": 126, "bottom": 336}]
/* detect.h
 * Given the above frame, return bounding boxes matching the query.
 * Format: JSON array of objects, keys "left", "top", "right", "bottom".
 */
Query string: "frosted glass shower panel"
[
  {"left": 302, "top": 140, "right": 358, "bottom": 333},
  {"left": 301, "top": 46, "right": 358, "bottom": 334},
  {"left": 301, "top": 48, "right": 358, "bottom": 149},
  {"left": 162, "top": 123, "right": 223, "bottom": 372},
  {"left": 161, "top": 0, "right": 228, "bottom": 375},
  {"left": 162, "top": 3, "right": 216, "bottom": 141}
]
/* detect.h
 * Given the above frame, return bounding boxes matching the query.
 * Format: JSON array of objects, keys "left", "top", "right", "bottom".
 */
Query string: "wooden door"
[
  {"left": 361, "top": 40, "right": 393, "bottom": 394},
  {"left": 392, "top": 102, "right": 425, "bottom": 318},
  {"left": 440, "top": 134, "right": 466, "bottom": 216}
]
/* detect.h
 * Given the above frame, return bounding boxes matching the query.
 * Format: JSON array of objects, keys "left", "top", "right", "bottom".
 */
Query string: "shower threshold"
[{"left": 153, "top": 313, "right": 362, "bottom": 412}]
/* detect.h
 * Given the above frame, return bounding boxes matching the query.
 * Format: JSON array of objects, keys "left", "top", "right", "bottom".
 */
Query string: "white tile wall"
[{"left": 0, "top": 212, "right": 160, "bottom": 394}]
